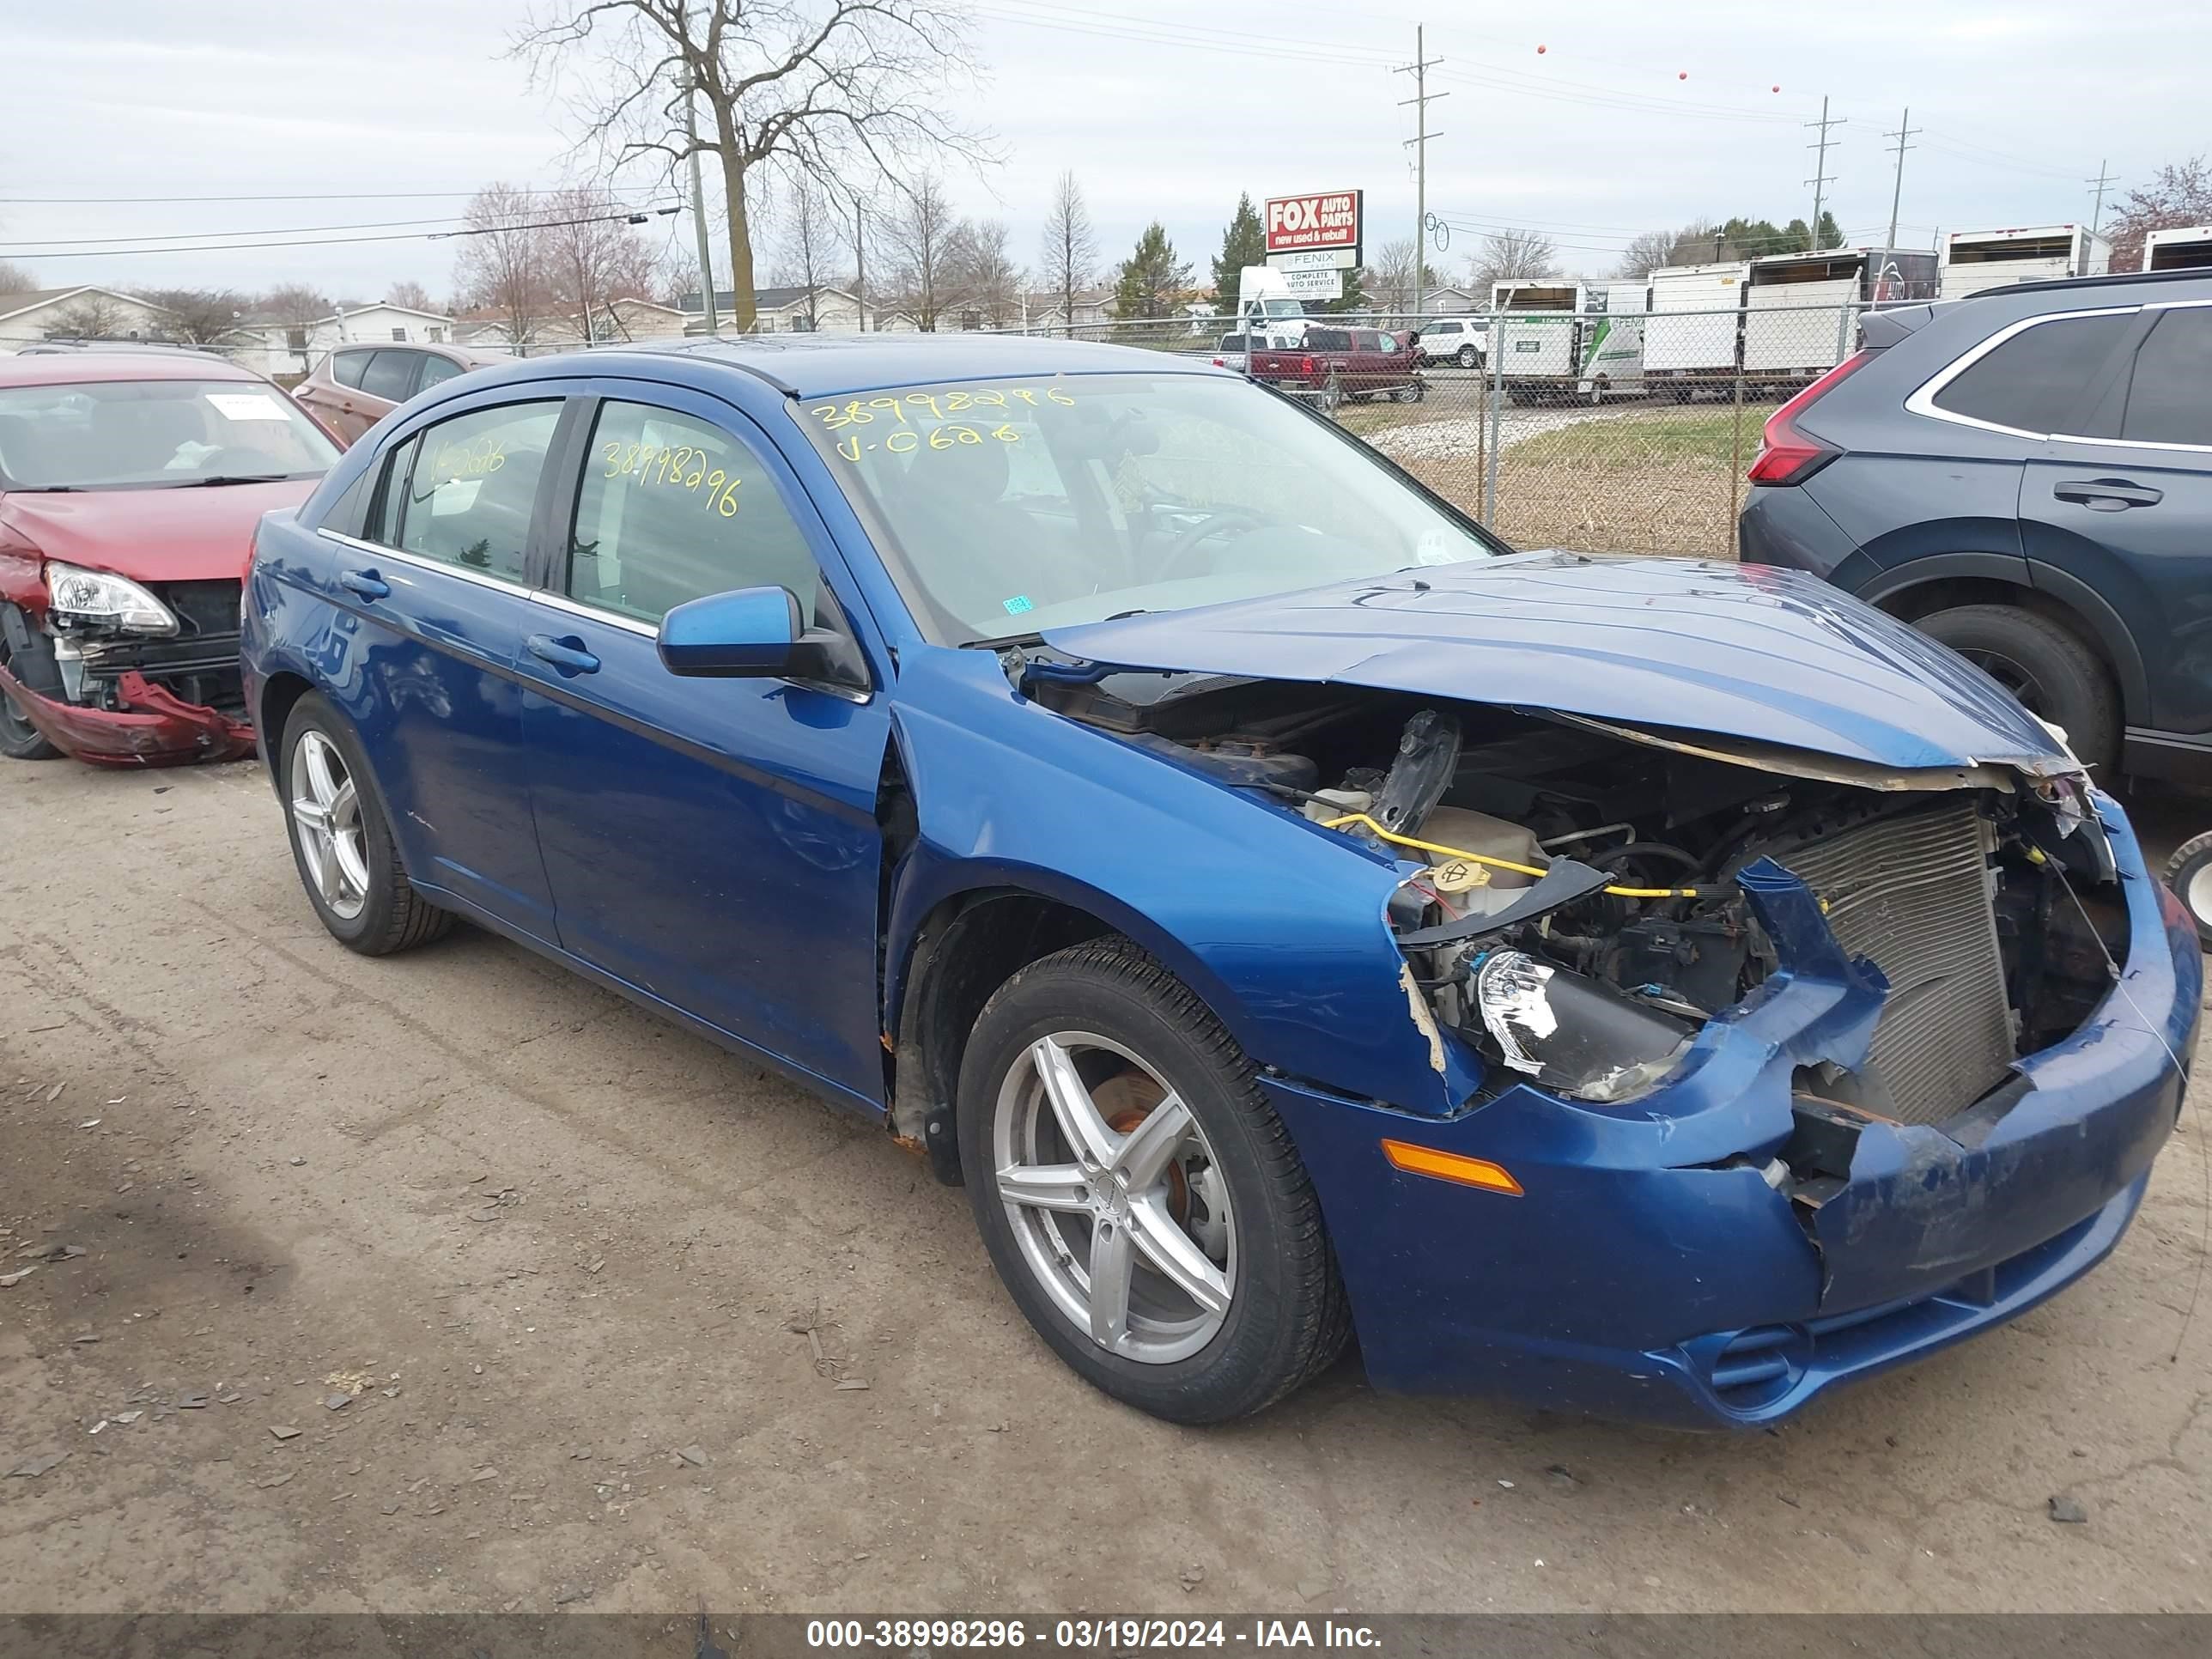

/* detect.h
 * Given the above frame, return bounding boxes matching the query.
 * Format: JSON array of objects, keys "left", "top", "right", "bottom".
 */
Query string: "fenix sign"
[{"left": 1264, "top": 191, "right": 1363, "bottom": 257}]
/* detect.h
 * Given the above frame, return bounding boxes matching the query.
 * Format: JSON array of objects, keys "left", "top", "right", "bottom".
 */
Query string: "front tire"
[
  {"left": 1916, "top": 604, "right": 2119, "bottom": 775},
  {"left": 0, "top": 614, "right": 61, "bottom": 761},
  {"left": 280, "top": 692, "right": 455, "bottom": 955},
  {"left": 958, "top": 939, "right": 1351, "bottom": 1423}
]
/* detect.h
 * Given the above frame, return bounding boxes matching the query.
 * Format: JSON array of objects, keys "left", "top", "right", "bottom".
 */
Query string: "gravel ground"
[
  {"left": 1366, "top": 404, "right": 1650, "bottom": 464},
  {"left": 3, "top": 757, "right": 2211, "bottom": 1615}
]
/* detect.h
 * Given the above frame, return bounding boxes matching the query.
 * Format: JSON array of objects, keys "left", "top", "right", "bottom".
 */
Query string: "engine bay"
[{"left": 1038, "top": 669, "right": 2128, "bottom": 1115}]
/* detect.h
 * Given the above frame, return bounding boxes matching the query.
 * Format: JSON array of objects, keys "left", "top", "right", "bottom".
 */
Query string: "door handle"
[
  {"left": 526, "top": 633, "right": 601, "bottom": 676},
  {"left": 338, "top": 569, "right": 390, "bottom": 600},
  {"left": 2054, "top": 478, "right": 2163, "bottom": 510}
]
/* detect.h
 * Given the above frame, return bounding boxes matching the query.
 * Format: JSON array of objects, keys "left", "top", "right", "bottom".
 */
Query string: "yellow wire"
[{"left": 1319, "top": 813, "right": 1702, "bottom": 901}]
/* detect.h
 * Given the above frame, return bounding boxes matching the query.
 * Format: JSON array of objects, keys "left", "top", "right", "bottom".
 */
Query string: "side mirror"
[{"left": 657, "top": 586, "right": 801, "bottom": 678}]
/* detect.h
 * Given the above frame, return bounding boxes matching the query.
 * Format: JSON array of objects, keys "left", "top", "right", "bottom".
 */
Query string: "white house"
[
  {"left": 0, "top": 286, "right": 177, "bottom": 351},
  {"left": 678, "top": 285, "right": 920, "bottom": 333},
  {"left": 222, "top": 301, "right": 457, "bottom": 379}
]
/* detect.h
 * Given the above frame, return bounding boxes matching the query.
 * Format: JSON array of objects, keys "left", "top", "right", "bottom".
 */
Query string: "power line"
[
  {"left": 2087, "top": 160, "right": 2119, "bottom": 239},
  {"left": 1806, "top": 96, "right": 1844, "bottom": 248},
  {"left": 9, "top": 206, "right": 682, "bottom": 263},
  {"left": 1883, "top": 106, "right": 1919, "bottom": 253},
  {"left": 1397, "top": 24, "right": 1448, "bottom": 296},
  {"left": 0, "top": 213, "right": 477, "bottom": 250},
  {"left": 0, "top": 187, "right": 661, "bottom": 206}
]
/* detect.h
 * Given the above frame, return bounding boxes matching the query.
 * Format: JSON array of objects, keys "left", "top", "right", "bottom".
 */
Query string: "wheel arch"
[
  {"left": 1857, "top": 557, "right": 2148, "bottom": 726},
  {"left": 257, "top": 669, "right": 316, "bottom": 769}
]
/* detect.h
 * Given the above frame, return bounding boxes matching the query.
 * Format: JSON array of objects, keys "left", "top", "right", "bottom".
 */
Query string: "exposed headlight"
[
  {"left": 44, "top": 562, "right": 178, "bottom": 635},
  {"left": 1471, "top": 949, "right": 1692, "bottom": 1103}
]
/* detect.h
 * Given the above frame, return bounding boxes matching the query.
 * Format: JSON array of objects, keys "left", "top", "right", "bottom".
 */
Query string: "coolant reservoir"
[{"left": 1415, "top": 806, "right": 1547, "bottom": 890}]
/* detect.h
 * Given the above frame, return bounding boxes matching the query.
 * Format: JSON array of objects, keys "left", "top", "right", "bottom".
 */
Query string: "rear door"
[
  {"left": 301, "top": 348, "right": 380, "bottom": 443},
  {"left": 354, "top": 349, "right": 426, "bottom": 432},
  {"left": 2020, "top": 300, "right": 2212, "bottom": 738}
]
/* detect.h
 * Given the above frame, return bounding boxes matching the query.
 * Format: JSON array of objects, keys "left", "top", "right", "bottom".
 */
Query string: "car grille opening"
[
  {"left": 1775, "top": 799, "right": 2014, "bottom": 1127},
  {"left": 153, "top": 579, "right": 244, "bottom": 640}
]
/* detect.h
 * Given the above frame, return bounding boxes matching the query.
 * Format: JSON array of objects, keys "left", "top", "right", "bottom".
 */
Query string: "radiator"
[{"left": 1776, "top": 799, "right": 2014, "bottom": 1127}]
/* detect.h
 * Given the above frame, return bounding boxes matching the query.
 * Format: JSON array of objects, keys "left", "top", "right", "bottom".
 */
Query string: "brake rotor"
[{"left": 1092, "top": 1068, "right": 1191, "bottom": 1222}]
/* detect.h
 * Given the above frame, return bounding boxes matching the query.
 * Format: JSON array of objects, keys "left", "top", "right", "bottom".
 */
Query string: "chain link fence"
[{"left": 989, "top": 303, "right": 1875, "bottom": 562}]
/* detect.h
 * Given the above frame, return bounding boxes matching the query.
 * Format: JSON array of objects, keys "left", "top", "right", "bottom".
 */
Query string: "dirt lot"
[{"left": 3, "top": 757, "right": 2211, "bottom": 1615}]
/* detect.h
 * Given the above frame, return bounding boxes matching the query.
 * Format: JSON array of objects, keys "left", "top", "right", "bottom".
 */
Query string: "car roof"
[
  {"left": 0, "top": 351, "right": 267, "bottom": 389},
  {"left": 477, "top": 333, "right": 1225, "bottom": 400},
  {"left": 1973, "top": 265, "right": 2212, "bottom": 301}
]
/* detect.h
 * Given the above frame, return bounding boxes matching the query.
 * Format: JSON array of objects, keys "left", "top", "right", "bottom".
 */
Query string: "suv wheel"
[
  {"left": 1916, "top": 604, "right": 2119, "bottom": 774},
  {"left": 958, "top": 938, "right": 1351, "bottom": 1423},
  {"left": 1456, "top": 343, "right": 1479, "bottom": 368}
]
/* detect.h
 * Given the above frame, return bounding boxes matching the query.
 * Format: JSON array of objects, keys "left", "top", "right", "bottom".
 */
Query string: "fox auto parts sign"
[{"left": 1265, "top": 191, "right": 1362, "bottom": 258}]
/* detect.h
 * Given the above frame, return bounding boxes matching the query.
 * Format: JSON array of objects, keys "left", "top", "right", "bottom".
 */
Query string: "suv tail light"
[{"left": 1747, "top": 349, "right": 1873, "bottom": 486}]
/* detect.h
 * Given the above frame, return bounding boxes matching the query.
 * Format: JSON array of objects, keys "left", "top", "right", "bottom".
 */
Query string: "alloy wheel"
[
  {"left": 992, "top": 1030, "right": 1236, "bottom": 1364},
  {"left": 289, "top": 728, "right": 370, "bottom": 921}
]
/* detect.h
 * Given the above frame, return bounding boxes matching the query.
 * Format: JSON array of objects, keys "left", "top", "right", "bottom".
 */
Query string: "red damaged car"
[{"left": 0, "top": 353, "right": 337, "bottom": 765}]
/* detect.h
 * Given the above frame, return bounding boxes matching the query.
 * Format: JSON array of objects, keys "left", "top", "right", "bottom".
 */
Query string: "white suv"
[{"left": 1416, "top": 317, "right": 1487, "bottom": 368}]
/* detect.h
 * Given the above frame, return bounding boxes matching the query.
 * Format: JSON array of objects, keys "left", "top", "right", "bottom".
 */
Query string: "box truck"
[
  {"left": 1742, "top": 247, "right": 1938, "bottom": 386},
  {"left": 1488, "top": 281, "right": 1586, "bottom": 401},
  {"left": 1940, "top": 224, "right": 2110, "bottom": 300},
  {"left": 1577, "top": 281, "right": 1648, "bottom": 404},
  {"left": 2142, "top": 227, "right": 2212, "bottom": 270},
  {"left": 1644, "top": 261, "right": 1748, "bottom": 399}
]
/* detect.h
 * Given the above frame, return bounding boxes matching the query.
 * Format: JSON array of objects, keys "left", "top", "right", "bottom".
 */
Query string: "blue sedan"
[{"left": 240, "top": 336, "right": 2198, "bottom": 1426}]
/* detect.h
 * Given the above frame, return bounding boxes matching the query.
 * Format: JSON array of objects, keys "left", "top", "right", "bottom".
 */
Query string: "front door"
[{"left": 515, "top": 385, "right": 891, "bottom": 1104}]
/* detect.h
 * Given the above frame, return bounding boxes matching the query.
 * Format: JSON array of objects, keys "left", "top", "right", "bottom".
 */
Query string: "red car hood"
[{"left": 0, "top": 479, "right": 317, "bottom": 583}]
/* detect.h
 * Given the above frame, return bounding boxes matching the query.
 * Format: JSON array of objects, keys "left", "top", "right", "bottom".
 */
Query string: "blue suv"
[{"left": 1740, "top": 267, "right": 2212, "bottom": 785}]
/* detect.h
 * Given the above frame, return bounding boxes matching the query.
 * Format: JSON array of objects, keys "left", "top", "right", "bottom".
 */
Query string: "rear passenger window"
[
  {"left": 392, "top": 402, "right": 560, "bottom": 582},
  {"left": 331, "top": 350, "right": 373, "bottom": 390},
  {"left": 416, "top": 355, "right": 466, "bottom": 392},
  {"left": 567, "top": 401, "right": 818, "bottom": 625},
  {"left": 1931, "top": 313, "right": 2136, "bottom": 434},
  {"left": 2122, "top": 307, "right": 2212, "bottom": 447},
  {"left": 358, "top": 350, "right": 419, "bottom": 402}
]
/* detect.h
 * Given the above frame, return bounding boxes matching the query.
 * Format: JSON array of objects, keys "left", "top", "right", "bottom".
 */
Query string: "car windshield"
[
  {"left": 0, "top": 378, "right": 338, "bottom": 490},
  {"left": 796, "top": 371, "right": 1505, "bottom": 643}
]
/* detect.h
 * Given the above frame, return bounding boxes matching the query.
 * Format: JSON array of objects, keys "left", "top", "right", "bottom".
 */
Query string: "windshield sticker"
[
  {"left": 205, "top": 392, "right": 291, "bottom": 422},
  {"left": 1001, "top": 594, "right": 1035, "bottom": 616},
  {"left": 599, "top": 441, "right": 742, "bottom": 517},
  {"left": 428, "top": 478, "right": 483, "bottom": 516}
]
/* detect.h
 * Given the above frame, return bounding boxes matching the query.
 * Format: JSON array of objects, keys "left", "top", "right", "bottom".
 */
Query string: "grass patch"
[{"left": 1506, "top": 407, "right": 1754, "bottom": 470}]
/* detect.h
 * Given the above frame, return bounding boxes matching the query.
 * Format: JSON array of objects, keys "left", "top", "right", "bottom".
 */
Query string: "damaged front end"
[
  {"left": 1029, "top": 664, "right": 2197, "bottom": 1424},
  {"left": 0, "top": 566, "right": 254, "bottom": 765}
]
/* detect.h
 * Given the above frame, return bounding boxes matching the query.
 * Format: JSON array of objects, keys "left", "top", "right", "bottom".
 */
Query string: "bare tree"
[
  {"left": 386, "top": 278, "right": 438, "bottom": 312},
  {"left": 144, "top": 288, "right": 248, "bottom": 344},
  {"left": 0, "top": 260, "right": 35, "bottom": 296},
  {"left": 259, "top": 283, "right": 331, "bottom": 352},
  {"left": 45, "top": 293, "right": 131, "bottom": 340},
  {"left": 2107, "top": 155, "right": 2212, "bottom": 272},
  {"left": 516, "top": 0, "right": 994, "bottom": 334},
  {"left": 1468, "top": 228, "right": 1560, "bottom": 293},
  {"left": 1369, "top": 237, "right": 1443, "bottom": 313},
  {"left": 885, "top": 174, "right": 957, "bottom": 331},
  {"left": 1035, "top": 170, "right": 1095, "bottom": 337},
  {"left": 453, "top": 182, "right": 557, "bottom": 345},
  {"left": 946, "top": 217, "right": 1018, "bottom": 327},
  {"left": 771, "top": 174, "right": 841, "bottom": 329},
  {"left": 543, "top": 184, "right": 665, "bottom": 338}
]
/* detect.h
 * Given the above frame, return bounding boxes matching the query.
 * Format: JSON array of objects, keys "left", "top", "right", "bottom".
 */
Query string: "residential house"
[
  {"left": 0, "top": 286, "right": 177, "bottom": 351},
  {"left": 1021, "top": 286, "right": 1112, "bottom": 334},
  {"left": 458, "top": 296, "right": 690, "bottom": 355},
  {"left": 678, "top": 285, "right": 918, "bottom": 333},
  {"left": 222, "top": 301, "right": 457, "bottom": 379},
  {"left": 1419, "top": 285, "right": 1486, "bottom": 315}
]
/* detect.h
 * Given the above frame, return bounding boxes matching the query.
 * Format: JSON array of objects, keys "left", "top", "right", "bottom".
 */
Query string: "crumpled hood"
[
  {"left": 1, "top": 479, "right": 316, "bottom": 585},
  {"left": 1042, "top": 553, "right": 2075, "bottom": 775}
]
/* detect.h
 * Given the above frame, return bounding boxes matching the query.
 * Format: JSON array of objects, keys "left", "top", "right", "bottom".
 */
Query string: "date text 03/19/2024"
[{"left": 802, "top": 1618, "right": 1383, "bottom": 1650}]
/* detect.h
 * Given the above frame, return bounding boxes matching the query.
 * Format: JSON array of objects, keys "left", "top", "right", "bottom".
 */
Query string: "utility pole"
[
  {"left": 678, "top": 6, "right": 718, "bottom": 335},
  {"left": 850, "top": 197, "right": 869, "bottom": 332},
  {"left": 2087, "top": 160, "right": 2118, "bottom": 240},
  {"left": 1882, "top": 106, "right": 1918, "bottom": 254},
  {"left": 1805, "top": 95, "right": 1844, "bottom": 251},
  {"left": 1396, "top": 25, "right": 1446, "bottom": 316}
]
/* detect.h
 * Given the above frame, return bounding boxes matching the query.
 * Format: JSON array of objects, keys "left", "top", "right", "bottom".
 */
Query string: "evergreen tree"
[
  {"left": 1112, "top": 222, "right": 1192, "bottom": 320},
  {"left": 1210, "top": 194, "right": 1267, "bottom": 312}
]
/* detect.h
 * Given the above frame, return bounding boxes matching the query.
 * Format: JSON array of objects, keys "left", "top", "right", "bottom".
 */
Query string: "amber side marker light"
[{"left": 1380, "top": 1139, "right": 1524, "bottom": 1195}]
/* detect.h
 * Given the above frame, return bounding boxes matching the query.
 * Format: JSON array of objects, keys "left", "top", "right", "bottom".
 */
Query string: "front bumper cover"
[
  {"left": 1267, "top": 793, "right": 2198, "bottom": 1428},
  {"left": 0, "top": 663, "right": 255, "bottom": 767}
]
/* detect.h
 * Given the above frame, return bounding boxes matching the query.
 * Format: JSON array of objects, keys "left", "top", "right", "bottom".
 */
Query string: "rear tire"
[
  {"left": 279, "top": 692, "right": 456, "bottom": 955},
  {"left": 958, "top": 937, "right": 1352, "bottom": 1423},
  {"left": 1915, "top": 603, "right": 2119, "bottom": 775},
  {"left": 2165, "top": 832, "right": 2212, "bottom": 949}
]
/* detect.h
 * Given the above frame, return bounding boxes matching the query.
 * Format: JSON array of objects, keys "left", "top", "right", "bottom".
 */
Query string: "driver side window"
[{"left": 567, "top": 401, "right": 820, "bottom": 624}]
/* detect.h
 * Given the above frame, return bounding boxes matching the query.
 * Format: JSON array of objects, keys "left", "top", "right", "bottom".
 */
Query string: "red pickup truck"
[{"left": 1247, "top": 325, "right": 1425, "bottom": 409}]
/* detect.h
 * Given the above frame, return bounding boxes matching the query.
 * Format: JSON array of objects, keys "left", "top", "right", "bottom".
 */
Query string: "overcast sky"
[{"left": 5, "top": 0, "right": 2208, "bottom": 305}]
